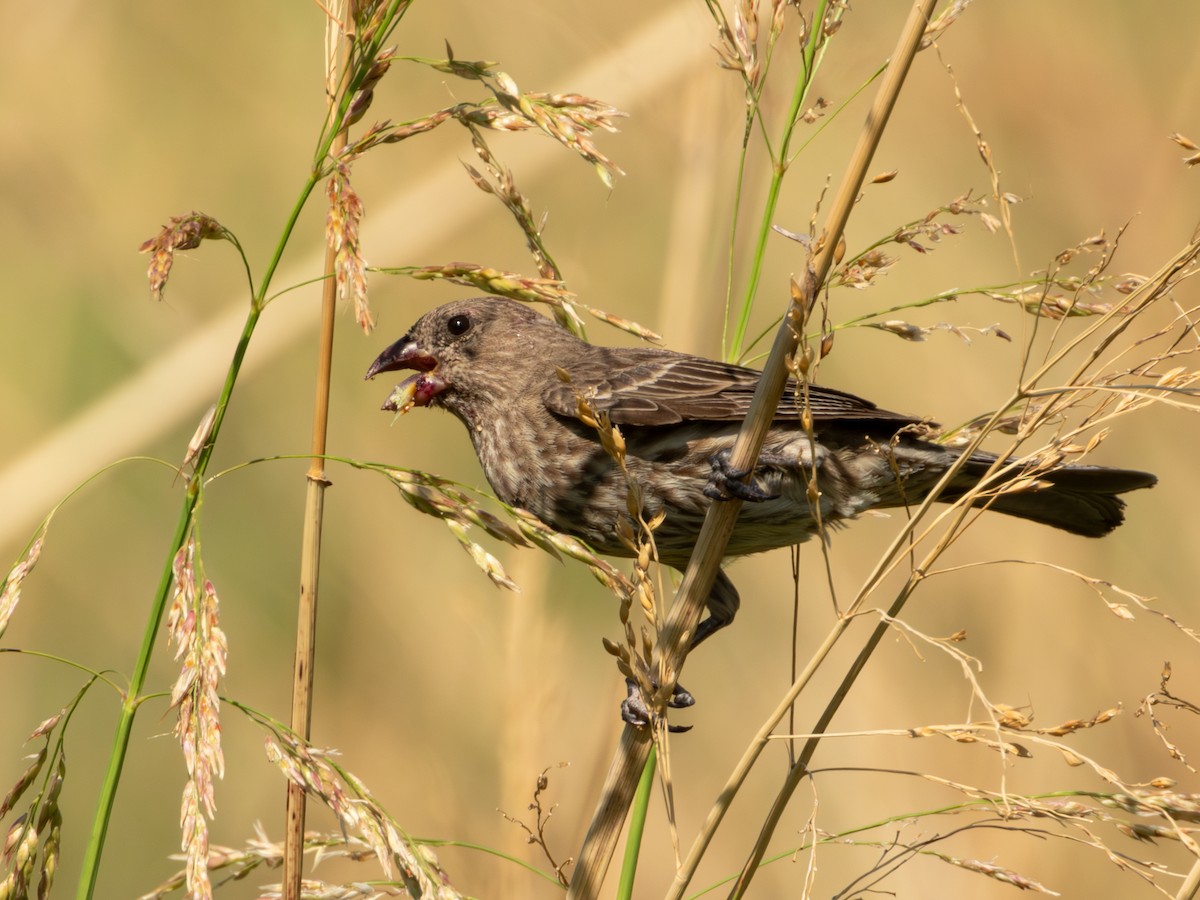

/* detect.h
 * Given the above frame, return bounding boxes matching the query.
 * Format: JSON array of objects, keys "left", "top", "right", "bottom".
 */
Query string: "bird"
[{"left": 365, "top": 297, "right": 1156, "bottom": 715}]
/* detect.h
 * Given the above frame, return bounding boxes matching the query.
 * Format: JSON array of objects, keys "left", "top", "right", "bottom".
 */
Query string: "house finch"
[{"left": 366, "top": 297, "right": 1156, "bottom": 663}]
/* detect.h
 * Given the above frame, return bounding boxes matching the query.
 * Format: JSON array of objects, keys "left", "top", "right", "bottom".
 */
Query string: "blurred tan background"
[{"left": 2, "top": 2, "right": 1199, "bottom": 897}]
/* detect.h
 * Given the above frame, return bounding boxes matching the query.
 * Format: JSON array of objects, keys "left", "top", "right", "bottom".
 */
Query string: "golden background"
[{"left": 1, "top": 2, "right": 1198, "bottom": 897}]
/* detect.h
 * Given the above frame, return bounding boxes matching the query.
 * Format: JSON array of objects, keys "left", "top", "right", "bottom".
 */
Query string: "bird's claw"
[
  {"left": 621, "top": 679, "right": 694, "bottom": 733},
  {"left": 704, "top": 448, "right": 781, "bottom": 502},
  {"left": 671, "top": 684, "right": 696, "bottom": 708}
]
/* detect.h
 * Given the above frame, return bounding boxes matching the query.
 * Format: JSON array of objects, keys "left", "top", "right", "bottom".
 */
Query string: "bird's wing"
[{"left": 542, "top": 348, "right": 922, "bottom": 428}]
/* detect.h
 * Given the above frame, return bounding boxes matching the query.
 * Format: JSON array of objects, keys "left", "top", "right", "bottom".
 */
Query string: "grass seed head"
[
  {"left": 139, "top": 212, "right": 228, "bottom": 302},
  {"left": 0, "top": 537, "right": 43, "bottom": 640},
  {"left": 326, "top": 164, "right": 373, "bottom": 333}
]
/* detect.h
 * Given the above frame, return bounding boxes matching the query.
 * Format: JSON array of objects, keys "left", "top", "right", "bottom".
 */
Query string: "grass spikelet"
[
  {"left": 0, "top": 536, "right": 43, "bottom": 641},
  {"left": 932, "top": 853, "right": 1061, "bottom": 895},
  {"left": 138, "top": 212, "right": 231, "bottom": 303},
  {"left": 0, "top": 714, "right": 67, "bottom": 900},
  {"left": 261, "top": 733, "right": 459, "bottom": 898},
  {"left": 445, "top": 519, "right": 519, "bottom": 591},
  {"left": 165, "top": 540, "right": 227, "bottom": 900},
  {"left": 568, "top": 390, "right": 667, "bottom": 729},
  {"left": 371, "top": 464, "right": 636, "bottom": 600},
  {"left": 327, "top": 163, "right": 373, "bottom": 334}
]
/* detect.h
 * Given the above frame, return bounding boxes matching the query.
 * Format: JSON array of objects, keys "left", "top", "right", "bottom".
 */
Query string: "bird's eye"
[{"left": 447, "top": 314, "right": 472, "bottom": 336}]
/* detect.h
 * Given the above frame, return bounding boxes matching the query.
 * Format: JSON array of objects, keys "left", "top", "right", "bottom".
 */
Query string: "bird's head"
[{"left": 365, "top": 297, "right": 563, "bottom": 416}]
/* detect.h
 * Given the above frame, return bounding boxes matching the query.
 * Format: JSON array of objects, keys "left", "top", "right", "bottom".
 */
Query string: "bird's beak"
[
  {"left": 365, "top": 333, "right": 436, "bottom": 379},
  {"left": 365, "top": 334, "right": 447, "bottom": 414}
]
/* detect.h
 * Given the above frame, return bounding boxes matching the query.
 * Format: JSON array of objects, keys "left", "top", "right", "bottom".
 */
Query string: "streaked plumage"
[{"left": 367, "top": 297, "right": 1156, "bottom": 646}]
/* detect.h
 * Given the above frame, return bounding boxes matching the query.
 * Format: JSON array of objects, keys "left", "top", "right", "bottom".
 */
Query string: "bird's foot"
[
  {"left": 621, "top": 679, "right": 694, "bottom": 733},
  {"left": 703, "top": 448, "right": 783, "bottom": 502}
]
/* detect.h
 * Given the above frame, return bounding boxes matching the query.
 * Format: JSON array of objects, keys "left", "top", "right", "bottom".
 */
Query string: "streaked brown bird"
[{"left": 366, "top": 297, "right": 1156, "bottom": 714}]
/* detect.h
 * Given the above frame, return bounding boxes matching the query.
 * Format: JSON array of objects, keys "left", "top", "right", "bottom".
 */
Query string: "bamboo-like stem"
[
  {"left": 728, "top": 585, "right": 914, "bottom": 896},
  {"left": 569, "top": 10, "right": 831, "bottom": 897},
  {"left": 568, "top": 3, "right": 934, "bottom": 893},
  {"left": 666, "top": 4, "right": 936, "bottom": 898},
  {"left": 568, "top": 4, "right": 932, "bottom": 892},
  {"left": 711, "top": 109, "right": 1200, "bottom": 900},
  {"left": 568, "top": 727, "right": 652, "bottom": 899},
  {"left": 281, "top": 240, "right": 342, "bottom": 898},
  {"left": 690, "top": 230, "right": 1200, "bottom": 899},
  {"left": 1177, "top": 857, "right": 1200, "bottom": 900},
  {"left": 282, "top": 4, "right": 354, "bottom": 896}
]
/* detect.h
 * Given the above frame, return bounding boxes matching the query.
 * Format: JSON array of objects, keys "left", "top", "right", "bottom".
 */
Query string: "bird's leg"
[
  {"left": 618, "top": 571, "right": 740, "bottom": 730},
  {"left": 703, "top": 447, "right": 791, "bottom": 502},
  {"left": 620, "top": 679, "right": 694, "bottom": 733},
  {"left": 691, "top": 569, "right": 741, "bottom": 649}
]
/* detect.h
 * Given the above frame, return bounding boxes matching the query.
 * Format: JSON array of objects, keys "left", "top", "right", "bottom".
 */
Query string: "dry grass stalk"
[
  {"left": 745, "top": 770, "right": 1200, "bottom": 896},
  {"left": 640, "top": 6, "right": 942, "bottom": 898},
  {"left": 869, "top": 612, "right": 1137, "bottom": 768},
  {"left": 1169, "top": 132, "right": 1200, "bottom": 168},
  {"left": 375, "top": 465, "right": 636, "bottom": 601},
  {"left": 927, "top": 557, "right": 1200, "bottom": 644},
  {"left": 393, "top": 263, "right": 574, "bottom": 307},
  {"left": 1137, "top": 663, "right": 1200, "bottom": 773},
  {"left": 285, "top": 3, "right": 400, "bottom": 892},
  {"left": 937, "top": 49, "right": 1018, "bottom": 257},
  {"left": 260, "top": 881, "right": 404, "bottom": 899},
  {"left": 379, "top": 262, "right": 662, "bottom": 343},
  {"left": 498, "top": 763, "right": 573, "bottom": 886},
  {"left": 857, "top": 236, "right": 1200, "bottom": 592},
  {"left": 460, "top": 128, "right": 577, "bottom": 321},
  {"left": 676, "top": 230, "right": 1200, "bottom": 896}
]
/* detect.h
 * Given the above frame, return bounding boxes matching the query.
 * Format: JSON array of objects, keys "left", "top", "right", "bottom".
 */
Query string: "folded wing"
[{"left": 543, "top": 347, "right": 921, "bottom": 429}]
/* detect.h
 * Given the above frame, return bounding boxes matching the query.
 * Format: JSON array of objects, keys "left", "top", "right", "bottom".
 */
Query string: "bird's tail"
[{"left": 945, "top": 454, "right": 1157, "bottom": 537}]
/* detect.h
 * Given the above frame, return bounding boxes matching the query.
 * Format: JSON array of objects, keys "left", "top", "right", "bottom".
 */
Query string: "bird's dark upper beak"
[
  {"left": 365, "top": 334, "right": 446, "bottom": 413},
  {"left": 364, "top": 333, "right": 437, "bottom": 380}
]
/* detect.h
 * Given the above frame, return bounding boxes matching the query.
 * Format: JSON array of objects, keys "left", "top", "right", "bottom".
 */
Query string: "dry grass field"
[{"left": 2, "top": 3, "right": 1199, "bottom": 898}]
